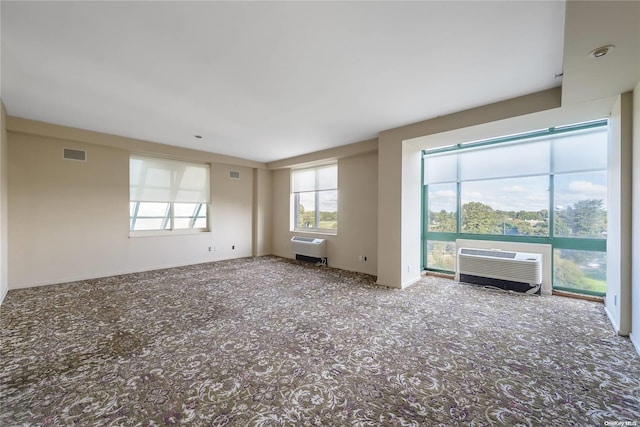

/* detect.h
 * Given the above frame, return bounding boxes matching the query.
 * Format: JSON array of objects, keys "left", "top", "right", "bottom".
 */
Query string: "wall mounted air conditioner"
[
  {"left": 291, "top": 236, "right": 327, "bottom": 261},
  {"left": 457, "top": 248, "right": 542, "bottom": 294}
]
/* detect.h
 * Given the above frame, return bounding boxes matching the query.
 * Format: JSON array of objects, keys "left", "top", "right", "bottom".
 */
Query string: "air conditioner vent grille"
[
  {"left": 291, "top": 236, "right": 315, "bottom": 243},
  {"left": 63, "top": 148, "right": 86, "bottom": 161},
  {"left": 460, "top": 248, "right": 516, "bottom": 259}
]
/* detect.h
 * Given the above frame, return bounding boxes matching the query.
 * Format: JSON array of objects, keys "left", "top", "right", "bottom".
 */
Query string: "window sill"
[
  {"left": 292, "top": 229, "right": 337, "bottom": 236},
  {"left": 129, "top": 229, "right": 211, "bottom": 238}
]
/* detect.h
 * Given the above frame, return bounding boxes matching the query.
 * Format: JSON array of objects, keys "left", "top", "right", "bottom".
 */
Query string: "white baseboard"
[
  {"left": 630, "top": 332, "right": 640, "bottom": 356},
  {"left": 604, "top": 305, "right": 620, "bottom": 334},
  {"left": 401, "top": 276, "right": 421, "bottom": 289}
]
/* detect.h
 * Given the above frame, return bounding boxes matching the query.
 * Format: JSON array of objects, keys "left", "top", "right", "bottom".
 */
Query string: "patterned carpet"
[{"left": 1, "top": 256, "right": 639, "bottom": 426}]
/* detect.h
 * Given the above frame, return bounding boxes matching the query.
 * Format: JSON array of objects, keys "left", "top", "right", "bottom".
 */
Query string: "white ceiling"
[{"left": 0, "top": 1, "right": 623, "bottom": 164}]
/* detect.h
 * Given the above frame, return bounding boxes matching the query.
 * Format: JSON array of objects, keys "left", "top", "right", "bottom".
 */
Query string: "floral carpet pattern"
[{"left": 1, "top": 256, "right": 639, "bottom": 426}]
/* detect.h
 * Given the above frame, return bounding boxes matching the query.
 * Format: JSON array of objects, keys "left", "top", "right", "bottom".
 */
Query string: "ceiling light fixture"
[{"left": 588, "top": 45, "right": 615, "bottom": 58}]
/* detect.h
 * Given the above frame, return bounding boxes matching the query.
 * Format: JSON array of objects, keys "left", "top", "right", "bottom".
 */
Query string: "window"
[
  {"left": 422, "top": 120, "right": 608, "bottom": 296},
  {"left": 129, "top": 155, "right": 210, "bottom": 233},
  {"left": 292, "top": 164, "right": 337, "bottom": 233}
]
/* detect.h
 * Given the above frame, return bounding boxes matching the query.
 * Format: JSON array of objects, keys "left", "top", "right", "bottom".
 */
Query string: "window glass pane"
[
  {"left": 427, "top": 183, "right": 457, "bottom": 232},
  {"left": 292, "top": 169, "right": 316, "bottom": 193},
  {"left": 132, "top": 219, "right": 169, "bottom": 231},
  {"left": 461, "top": 176, "right": 549, "bottom": 236},
  {"left": 554, "top": 249, "right": 606, "bottom": 294},
  {"left": 172, "top": 203, "right": 206, "bottom": 229},
  {"left": 426, "top": 241, "right": 456, "bottom": 271},
  {"left": 296, "top": 192, "right": 316, "bottom": 229},
  {"left": 424, "top": 153, "right": 457, "bottom": 184},
  {"left": 318, "top": 190, "right": 338, "bottom": 230},
  {"left": 554, "top": 171, "right": 607, "bottom": 238},
  {"left": 173, "top": 218, "right": 191, "bottom": 229},
  {"left": 193, "top": 218, "right": 207, "bottom": 228},
  {"left": 136, "top": 202, "right": 170, "bottom": 217},
  {"left": 553, "top": 128, "right": 607, "bottom": 173},
  {"left": 174, "top": 203, "right": 197, "bottom": 217},
  {"left": 193, "top": 204, "right": 207, "bottom": 229},
  {"left": 459, "top": 140, "right": 549, "bottom": 181},
  {"left": 130, "top": 202, "right": 170, "bottom": 231},
  {"left": 317, "top": 165, "right": 337, "bottom": 191}
]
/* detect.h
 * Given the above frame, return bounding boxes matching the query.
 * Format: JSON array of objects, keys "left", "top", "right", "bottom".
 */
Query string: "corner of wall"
[
  {"left": 606, "top": 91, "right": 633, "bottom": 336},
  {"left": 631, "top": 79, "right": 640, "bottom": 352},
  {"left": 0, "top": 100, "right": 8, "bottom": 304}
]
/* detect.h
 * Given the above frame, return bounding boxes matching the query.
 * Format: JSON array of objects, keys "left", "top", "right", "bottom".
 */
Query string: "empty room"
[{"left": 1, "top": 1, "right": 639, "bottom": 425}]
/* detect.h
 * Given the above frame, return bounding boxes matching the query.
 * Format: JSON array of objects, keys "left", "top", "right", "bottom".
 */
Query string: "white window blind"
[
  {"left": 292, "top": 164, "right": 337, "bottom": 193},
  {"left": 130, "top": 155, "right": 210, "bottom": 203}
]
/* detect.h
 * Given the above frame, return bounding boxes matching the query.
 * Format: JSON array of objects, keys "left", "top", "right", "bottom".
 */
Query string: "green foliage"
[
  {"left": 554, "top": 254, "right": 586, "bottom": 288},
  {"left": 462, "top": 202, "right": 502, "bottom": 234},
  {"left": 428, "top": 210, "right": 457, "bottom": 232},
  {"left": 427, "top": 198, "right": 605, "bottom": 239},
  {"left": 555, "top": 199, "right": 606, "bottom": 238},
  {"left": 428, "top": 241, "right": 455, "bottom": 270},
  {"left": 297, "top": 204, "right": 337, "bottom": 229},
  {"left": 319, "top": 211, "right": 337, "bottom": 222},
  {"left": 554, "top": 250, "right": 606, "bottom": 293},
  {"left": 297, "top": 203, "right": 315, "bottom": 228}
]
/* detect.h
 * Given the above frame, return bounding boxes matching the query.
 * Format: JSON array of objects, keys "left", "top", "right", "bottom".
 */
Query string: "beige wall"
[
  {"left": 271, "top": 150, "right": 378, "bottom": 276},
  {"left": 253, "top": 168, "right": 272, "bottom": 257},
  {"left": 0, "top": 102, "right": 8, "bottom": 302},
  {"left": 632, "top": 80, "right": 640, "bottom": 353},
  {"left": 605, "top": 92, "right": 634, "bottom": 335},
  {"left": 7, "top": 124, "right": 258, "bottom": 288}
]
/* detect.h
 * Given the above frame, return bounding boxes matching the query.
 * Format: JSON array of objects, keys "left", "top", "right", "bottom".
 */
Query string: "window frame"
[
  {"left": 421, "top": 119, "right": 608, "bottom": 296},
  {"left": 129, "top": 155, "right": 211, "bottom": 237},
  {"left": 291, "top": 164, "right": 338, "bottom": 235}
]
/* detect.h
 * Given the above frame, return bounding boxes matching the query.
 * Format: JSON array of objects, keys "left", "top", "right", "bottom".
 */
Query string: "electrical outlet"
[
  {"left": 614, "top": 294, "right": 617, "bottom": 306},
  {"left": 358, "top": 255, "right": 363, "bottom": 262},
  {"left": 364, "top": 256, "right": 367, "bottom": 261},
  {"left": 232, "top": 245, "right": 235, "bottom": 250},
  {"left": 208, "top": 246, "right": 212, "bottom": 252}
]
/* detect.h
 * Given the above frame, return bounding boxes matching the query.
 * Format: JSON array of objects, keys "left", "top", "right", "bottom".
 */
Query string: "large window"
[
  {"left": 422, "top": 120, "right": 608, "bottom": 295},
  {"left": 292, "top": 164, "right": 337, "bottom": 233},
  {"left": 130, "top": 155, "right": 210, "bottom": 233}
]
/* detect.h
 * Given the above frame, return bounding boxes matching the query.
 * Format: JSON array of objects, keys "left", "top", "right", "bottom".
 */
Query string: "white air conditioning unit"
[
  {"left": 291, "top": 236, "right": 327, "bottom": 259},
  {"left": 457, "top": 248, "right": 542, "bottom": 294}
]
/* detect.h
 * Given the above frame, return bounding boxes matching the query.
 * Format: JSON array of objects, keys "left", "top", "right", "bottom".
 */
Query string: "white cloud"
[
  {"left": 568, "top": 180, "right": 606, "bottom": 197},
  {"left": 431, "top": 190, "right": 456, "bottom": 198},
  {"left": 500, "top": 185, "right": 526, "bottom": 193}
]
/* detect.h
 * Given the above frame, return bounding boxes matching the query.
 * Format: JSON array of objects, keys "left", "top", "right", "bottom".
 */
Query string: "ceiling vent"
[
  {"left": 63, "top": 148, "right": 86, "bottom": 162},
  {"left": 229, "top": 171, "right": 240, "bottom": 179}
]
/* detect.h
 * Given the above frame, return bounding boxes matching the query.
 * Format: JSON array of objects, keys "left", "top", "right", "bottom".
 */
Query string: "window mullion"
[{"left": 314, "top": 169, "right": 320, "bottom": 229}]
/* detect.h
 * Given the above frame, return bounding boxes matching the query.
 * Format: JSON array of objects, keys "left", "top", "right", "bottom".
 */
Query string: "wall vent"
[
  {"left": 229, "top": 171, "right": 240, "bottom": 179},
  {"left": 63, "top": 148, "right": 86, "bottom": 162}
]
